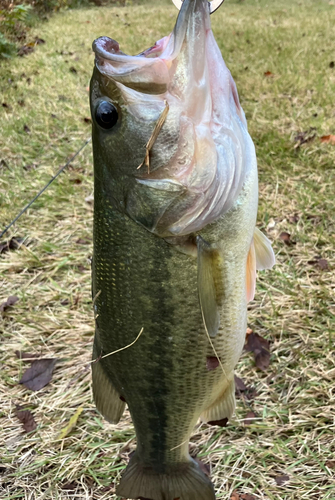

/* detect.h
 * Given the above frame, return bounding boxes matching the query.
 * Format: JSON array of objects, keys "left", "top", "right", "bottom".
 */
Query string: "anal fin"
[
  {"left": 197, "top": 236, "right": 225, "bottom": 339},
  {"left": 201, "top": 377, "right": 236, "bottom": 423},
  {"left": 92, "top": 343, "right": 125, "bottom": 424}
]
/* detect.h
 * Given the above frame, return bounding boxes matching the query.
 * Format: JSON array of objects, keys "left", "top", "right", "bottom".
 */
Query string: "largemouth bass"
[{"left": 90, "top": 1, "right": 275, "bottom": 499}]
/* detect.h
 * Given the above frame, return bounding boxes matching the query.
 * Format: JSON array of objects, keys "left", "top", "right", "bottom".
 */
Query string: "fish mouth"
[{"left": 92, "top": 0, "right": 211, "bottom": 87}]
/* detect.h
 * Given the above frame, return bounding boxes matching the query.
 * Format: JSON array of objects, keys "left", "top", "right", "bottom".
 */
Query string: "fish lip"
[
  {"left": 92, "top": 0, "right": 210, "bottom": 64},
  {"left": 92, "top": 36, "right": 138, "bottom": 64}
]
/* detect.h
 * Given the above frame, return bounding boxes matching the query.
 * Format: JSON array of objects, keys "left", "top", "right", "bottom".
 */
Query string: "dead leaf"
[
  {"left": 279, "top": 232, "right": 295, "bottom": 246},
  {"left": 320, "top": 135, "right": 335, "bottom": 144},
  {"left": 206, "top": 357, "right": 220, "bottom": 371},
  {"left": 326, "top": 460, "right": 335, "bottom": 469},
  {"left": 235, "top": 375, "right": 247, "bottom": 392},
  {"left": 230, "top": 492, "right": 240, "bottom": 500},
  {"left": 57, "top": 407, "right": 83, "bottom": 439},
  {"left": 15, "top": 350, "right": 39, "bottom": 361},
  {"left": 294, "top": 128, "right": 316, "bottom": 148},
  {"left": 76, "top": 238, "right": 91, "bottom": 245},
  {"left": 15, "top": 405, "right": 37, "bottom": 433},
  {"left": 34, "top": 37, "right": 45, "bottom": 45},
  {"left": 288, "top": 213, "right": 300, "bottom": 223},
  {"left": 0, "top": 236, "right": 25, "bottom": 254},
  {"left": 208, "top": 417, "right": 229, "bottom": 428},
  {"left": 18, "top": 45, "right": 34, "bottom": 56},
  {"left": 264, "top": 71, "right": 274, "bottom": 77},
  {"left": 19, "top": 358, "right": 57, "bottom": 391},
  {"left": 244, "top": 411, "right": 257, "bottom": 426},
  {"left": 245, "top": 332, "right": 270, "bottom": 371},
  {"left": 0, "top": 296, "right": 19, "bottom": 313},
  {"left": 61, "top": 481, "right": 77, "bottom": 490},
  {"left": 275, "top": 474, "right": 290, "bottom": 485},
  {"left": 308, "top": 257, "right": 329, "bottom": 270},
  {"left": 240, "top": 495, "right": 256, "bottom": 500}
]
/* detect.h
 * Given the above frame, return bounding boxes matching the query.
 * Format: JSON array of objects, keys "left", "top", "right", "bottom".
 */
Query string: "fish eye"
[{"left": 95, "top": 101, "right": 118, "bottom": 129}]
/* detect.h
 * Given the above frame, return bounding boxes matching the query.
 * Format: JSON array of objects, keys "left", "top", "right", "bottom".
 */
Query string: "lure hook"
[{"left": 171, "top": 0, "right": 225, "bottom": 15}]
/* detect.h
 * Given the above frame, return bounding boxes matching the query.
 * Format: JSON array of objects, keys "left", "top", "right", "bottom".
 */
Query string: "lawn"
[{"left": 0, "top": 0, "right": 334, "bottom": 499}]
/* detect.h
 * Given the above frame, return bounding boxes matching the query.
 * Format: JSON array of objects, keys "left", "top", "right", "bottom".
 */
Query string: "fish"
[{"left": 89, "top": 0, "right": 275, "bottom": 499}]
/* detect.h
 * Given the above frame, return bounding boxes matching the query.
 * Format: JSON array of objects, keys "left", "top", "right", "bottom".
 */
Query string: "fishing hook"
[{"left": 171, "top": 0, "right": 225, "bottom": 15}]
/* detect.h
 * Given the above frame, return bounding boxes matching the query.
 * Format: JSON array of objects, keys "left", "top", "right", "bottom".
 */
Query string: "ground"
[{"left": 0, "top": 0, "right": 334, "bottom": 499}]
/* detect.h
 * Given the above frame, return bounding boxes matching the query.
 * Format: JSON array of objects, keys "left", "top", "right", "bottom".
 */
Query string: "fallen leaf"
[
  {"left": 15, "top": 350, "right": 39, "bottom": 361},
  {"left": 279, "top": 231, "right": 295, "bottom": 246},
  {"left": 275, "top": 474, "right": 290, "bottom": 485},
  {"left": 57, "top": 407, "right": 83, "bottom": 439},
  {"left": 18, "top": 45, "right": 34, "bottom": 56},
  {"left": 308, "top": 257, "right": 329, "bottom": 270},
  {"left": 23, "top": 163, "right": 38, "bottom": 171},
  {"left": 76, "top": 238, "right": 91, "bottom": 245},
  {"left": 15, "top": 405, "right": 37, "bottom": 433},
  {"left": 326, "top": 460, "right": 335, "bottom": 469},
  {"left": 0, "top": 296, "right": 19, "bottom": 313},
  {"left": 230, "top": 492, "right": 240, "bottom": 500},
  {"left": 240, "top": 495, "right": 256, "bottom": 500},
  {"left": 0, "top": 159, "right": 9, "bottom": 170},
  {"left": 320, "top": 135, "right": 335, "bottom": 144},
  {"left": 264, "top": 71, "right": 274, "bottom": 77},
  {"left": 245, "top": 332, "right": 270, "bottom": 371},
  {"left": 288, "top": 214, "right": 300, "bottom": 223},
  {"left": 208, "top": 418, "right": 229, "bottom": 428},
  {"left": 206, "top": 357, "right": 220, "bottom": 371},
  {"left": 244, "top": 411, "right": 257, "bottom": 426},
  {"left": 294, "top": 128, "right": 316, "bottom": 148},
  {"left": 0, "top": 236, "right": 25, "bottom": 254},
  {"left": 19, "top": 358, "right": 57, "bottom": 391},
  {"left": 235, "top": 375, "right": 247, "bottom": 392},
  {"left": 61, "top": 481, "right": 77, "bottom": 490},
  {"left": 34, "top": 37, "right": 45, "bottom": 45}
]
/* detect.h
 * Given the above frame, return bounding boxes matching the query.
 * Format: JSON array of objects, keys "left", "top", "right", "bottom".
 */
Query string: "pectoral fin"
[
  {"left": 197, "top": 236, "right": 224, "bottom": 339},
  {"left": 246, "top": 228, "right": 275, "bottom": 302},
  {"left": 92, "top": 342, "right": 125, "bottom": 424},
  {"left": 254, "top": 227, "right": 276, "bottom": 270},
  {"left": 246, "top": 239, "right": 256, "bottom": 303}
]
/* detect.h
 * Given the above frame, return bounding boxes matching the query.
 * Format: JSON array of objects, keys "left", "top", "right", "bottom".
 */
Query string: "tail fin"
[{"left": 116, "top": 453, "right": 216, "bottom": 500}]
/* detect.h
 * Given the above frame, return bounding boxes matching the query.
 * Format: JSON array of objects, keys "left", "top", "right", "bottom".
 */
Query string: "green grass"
[{"left": 0, "top": 0, "right": 334, "bottom": 499}]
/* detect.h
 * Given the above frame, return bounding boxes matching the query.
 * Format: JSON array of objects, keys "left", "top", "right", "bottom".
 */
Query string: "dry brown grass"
[{"left": 1, "top": 0, "right": 334, "bottom": 499}]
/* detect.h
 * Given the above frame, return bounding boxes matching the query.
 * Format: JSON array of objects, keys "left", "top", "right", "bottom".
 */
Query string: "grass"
[{"left": 0, "top": 0, "right": 334, "bottom": 498}]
